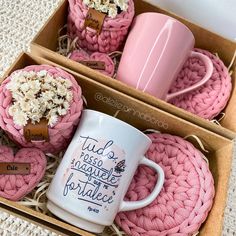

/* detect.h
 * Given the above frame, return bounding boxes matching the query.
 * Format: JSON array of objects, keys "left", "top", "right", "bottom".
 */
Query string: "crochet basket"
[
  {"left": 67, "top": 0, "right": 135, "bottom": 53},
  {"left": 69, "top": 50, "right": 115, "bottom": 77},
  {"left": 168, "top": 48, "right": 232, "bottom": 120},
  {"left": 116, "top": 133, "right": 215, "bottom": 236},
  {"left": 0, "top": 65, "right": 83, "bottom": 154}
]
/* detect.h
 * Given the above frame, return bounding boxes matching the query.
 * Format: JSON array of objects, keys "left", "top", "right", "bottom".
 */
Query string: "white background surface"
[{"left": 146, "top": 0, "right": 236, "bottom": 41}]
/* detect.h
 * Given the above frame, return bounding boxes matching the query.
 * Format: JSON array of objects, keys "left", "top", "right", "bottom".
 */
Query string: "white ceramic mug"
[{"left": 46, "top": 110, "right": 164, "bottom": 233}]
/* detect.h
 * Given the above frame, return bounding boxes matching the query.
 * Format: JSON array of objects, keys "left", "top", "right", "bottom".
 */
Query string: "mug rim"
[
  {"left": 135, "top": 12, "right": 195, "bottom": 41},
  {"left": 83, "top": 109, "right": 152, "bottom": 144}
]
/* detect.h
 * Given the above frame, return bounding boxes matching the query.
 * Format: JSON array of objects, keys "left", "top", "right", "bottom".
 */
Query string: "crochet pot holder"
[
  {"left": 0, "top": 146, "right": 47, "bottom": 201},
  {"left": 168, "top": 48, "right": 232, "bottom": 120},
  {"left": 116, "top": 133, "right": 215, "bottom": 236},
  {"left": 69, "top": 50, "right": 115, "bottom": 77}
]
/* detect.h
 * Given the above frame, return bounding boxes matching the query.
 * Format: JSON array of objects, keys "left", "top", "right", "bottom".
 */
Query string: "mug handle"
[
  {"left": 166, "top": 51, "right": 214, "bottom": 101},
  {"left": 119, "top": 157, "right": 164, "bottom": 212}
]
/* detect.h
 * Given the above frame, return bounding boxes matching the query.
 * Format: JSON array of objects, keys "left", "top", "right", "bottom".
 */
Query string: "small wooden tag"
[
  {"left": 80, "top": 60, "right": 105, "bottom": 70},
  {"left": 24, "top": 118, "right": 49, "bottom": 142},
  {"left": 0, "top": 163, "right": 30, "bottom": 175},
  {"left": 84, "top": 8, "right": 106, "bottom": 34}
]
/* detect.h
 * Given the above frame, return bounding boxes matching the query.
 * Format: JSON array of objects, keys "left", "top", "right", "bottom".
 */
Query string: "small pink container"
[
  {"left": 67, "top": 0, "right": 135, "bottom": 53},
  {"left": 0, "top": 65, "right": 83, "bottom": 154}
]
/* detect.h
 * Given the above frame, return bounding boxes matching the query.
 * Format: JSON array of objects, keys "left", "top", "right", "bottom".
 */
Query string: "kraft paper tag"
[
  {"left": 24, "top": 118, "right": 49, "bottom": 142},
  {"left": 0, "top": 163, "right": 30, "bottom": 175},
  {"left": 79, "top": 60, "right": 106, "bottom": 70},
  {"left": 84, "top": 8, "right": 106, "bottom": 34}
]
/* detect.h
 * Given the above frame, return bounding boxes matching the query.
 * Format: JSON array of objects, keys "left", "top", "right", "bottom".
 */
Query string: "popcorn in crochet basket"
[{"left": 0, "top": 65, "right": 83, "bottom": 154}]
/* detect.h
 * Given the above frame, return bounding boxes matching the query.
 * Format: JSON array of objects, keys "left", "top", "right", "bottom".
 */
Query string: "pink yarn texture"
[
  {"left": 116, "top": 133, "right": 215, "bottom": 236},
  {"left": 69, "top": 50, "right": 115, "bottom": 76},
  {"left": 67, "top": 0, "right": 135, "bottom": 53},
  {"left": 0, "top": 65, "right": 83, "bottom": 154},
  {"left": 168, "top": 48, "right": 232, "bottom": 120},
  {"left": 0, "top": 145, "right": 47, "bottom": 201}
]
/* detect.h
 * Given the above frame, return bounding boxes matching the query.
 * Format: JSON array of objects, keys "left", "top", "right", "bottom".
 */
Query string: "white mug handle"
[
  {"left": 119, "top": 157, "right": 165, "bottom": 212},
  {"left": 166, "top": 51, "right": 214, "bottom": 101}
]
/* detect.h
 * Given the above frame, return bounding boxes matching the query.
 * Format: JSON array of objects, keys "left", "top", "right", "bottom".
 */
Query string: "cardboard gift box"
[
  {"left": 31, "top": 0, "right": 236, "bottom": 140},
  {"left": 0, "top": 52, "right": 233, "bottom": 236}
]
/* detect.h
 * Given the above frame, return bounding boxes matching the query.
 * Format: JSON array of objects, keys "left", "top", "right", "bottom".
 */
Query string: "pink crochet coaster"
[
  {"left": 116, "top": 133, "right": 215, "bottom": 236},
  {"left": 0, "top": 146, "right": 47, "bottom": 201},
  {"left": 168, "top": 48, "right": 232, "bottom": 120},
  {"left": 69, "top": 50, "right": 115, "bottom": 77}
]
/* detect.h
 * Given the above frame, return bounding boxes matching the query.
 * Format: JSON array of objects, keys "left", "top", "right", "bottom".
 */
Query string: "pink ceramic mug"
[{"left": 117, "top": 13, "right": 214, "bottom": 101}]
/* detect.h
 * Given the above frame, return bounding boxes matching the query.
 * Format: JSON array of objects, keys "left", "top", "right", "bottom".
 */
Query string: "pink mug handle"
[{"left": 166, "top": 51, "right": 214, "bottom": 101}]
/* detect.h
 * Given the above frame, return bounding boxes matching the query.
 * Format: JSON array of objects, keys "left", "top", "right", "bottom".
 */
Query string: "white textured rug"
[
  {"left": 0, "top": 0, "right": 235, "bottom": 235},
  {"left": 0, "top": 211, "right": 60, "bottom": 236}
]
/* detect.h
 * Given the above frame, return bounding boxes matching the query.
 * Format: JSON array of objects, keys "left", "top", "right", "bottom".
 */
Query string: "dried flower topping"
[
  {"left": 7, "top": 70, "right": 73, "bottom": 127},
  {"left": 83, "top": 0, "right": 129, "bottom": 18}
]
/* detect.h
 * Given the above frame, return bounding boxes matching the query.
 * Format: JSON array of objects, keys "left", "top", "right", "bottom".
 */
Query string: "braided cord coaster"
[
  {"left": 115, "top": 133, "right": 215, "bottom": 236},
  {"left": 168, "top": 48, "right": 232, "bottom": 120},
  {"left": 69, "top": 50, "right": 115, "bottom": 77}
]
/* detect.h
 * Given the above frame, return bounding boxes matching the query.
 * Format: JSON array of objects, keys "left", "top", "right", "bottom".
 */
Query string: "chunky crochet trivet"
[
  {"left": 116, "top": 133, "right": 215, "bottom": 236},
  {"left": 67, "top": 0, "right": 135, "bottom": 53},
  {"left": 0, "top": 65, "right": 83, "bottom": 154},
  {"left": 69, "top": 50, "right": 115, "bottom": 76},
  {"left": 0, "top": 145, "right": 47, "bottom": 201},
  {"left": 168, "top": 48, "right": 232, "bottom": 120}
]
